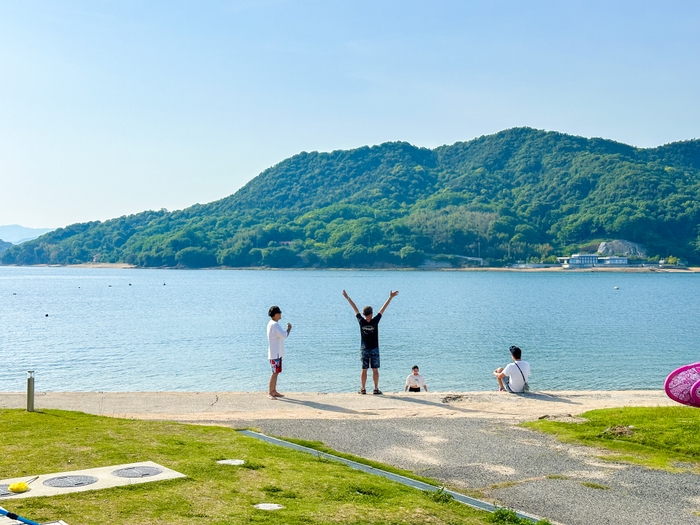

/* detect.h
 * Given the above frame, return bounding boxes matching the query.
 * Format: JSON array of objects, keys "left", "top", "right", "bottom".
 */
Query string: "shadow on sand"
[
  {"left": 278, "top": 397, "right": 364, "bottom": 415},
  {"left": 383, "top": 394, "right": 480, "bottom": 414}
]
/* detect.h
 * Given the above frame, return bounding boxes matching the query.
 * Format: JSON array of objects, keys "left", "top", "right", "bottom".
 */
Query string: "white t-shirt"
[
  {"left": 502, "top": 361, "right": 530, "bottom": 392},
  {"left": 267, "top": 320, "right": 288, "bottom": 359},
  {"left": 405, "top": 373, "right": 426, "bottom": 389}
]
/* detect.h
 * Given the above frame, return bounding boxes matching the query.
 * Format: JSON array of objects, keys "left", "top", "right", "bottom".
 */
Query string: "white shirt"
[
  {"left": 503, "top": 361, "right": 530, "bottom": 393},
  {"left": 267, "top": 320, "right": 288, "bottom": 359},
  {"left": 405, "top": 373, "right": 426, "bottom": 389}
]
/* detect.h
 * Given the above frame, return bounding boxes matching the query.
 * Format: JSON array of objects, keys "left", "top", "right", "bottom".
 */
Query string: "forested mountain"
[
  {"left": 0, "top": 239, "right": 12, "bottom": 256},
  {"left": 4, "top": 127, "right": 700, "bottom": 268}
]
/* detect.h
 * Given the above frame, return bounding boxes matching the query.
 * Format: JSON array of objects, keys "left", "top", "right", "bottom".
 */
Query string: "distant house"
[
  {"left": 557, "top": 254, "right": 628, "bottom": 267},
  {"left": 598, "top": 256, "right": 628, "bottom": 265}
]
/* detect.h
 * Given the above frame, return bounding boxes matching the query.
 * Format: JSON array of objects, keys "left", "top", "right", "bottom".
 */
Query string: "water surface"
[{"left": 1, "top": 267, "right": 698, "bottom": 392}]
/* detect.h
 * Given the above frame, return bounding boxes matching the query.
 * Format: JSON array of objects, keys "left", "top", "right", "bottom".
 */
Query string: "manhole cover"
[
  {"left": 111, "top": 466, "right": 163, "bottom": 478},
  {"left": 0, "top": 484, "right": 13, "bottom": 497},
  {"left": 217, "top": 459, "right": 245, "bottom": 466},
  {"left": 43, "top": 475, "right": 99, "bottom": 488}
]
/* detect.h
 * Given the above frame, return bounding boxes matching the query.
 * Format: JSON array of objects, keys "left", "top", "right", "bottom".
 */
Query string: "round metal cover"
[
  {"left": 111, "top": 466, "right": 163, "bottom": 478},
  {"left": 43, "top": 475, "right": 99, "bottom": 488},
  {"left": 0, "top": 484, "right": 13, "bottom": 497}
]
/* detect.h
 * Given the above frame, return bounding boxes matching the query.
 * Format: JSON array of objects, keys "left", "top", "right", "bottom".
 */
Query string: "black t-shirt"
[{"left": 356, "top": 312, "right": 382, "bottom": 350}]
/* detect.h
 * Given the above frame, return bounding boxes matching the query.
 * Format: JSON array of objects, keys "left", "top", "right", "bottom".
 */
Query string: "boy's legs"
[
  {"left": 495, "top": 367, "right": 505, "bottom": 391},
  {"left": 370, "top": 348, "right": 380, "bottom": 393},
  {"left": 269, "top": 358, "right": 283, "bottom": 398},
  {"left": 269, "top": 372, "right": 278, "bottom": 398},
  {"left": 360, "top": 350, "right": 370, "bottom": 392}
]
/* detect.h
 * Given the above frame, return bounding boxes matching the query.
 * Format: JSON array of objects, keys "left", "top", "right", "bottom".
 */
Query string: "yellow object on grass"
[{"left": 8, "top": 482, "right": 29, "bottom": 493}]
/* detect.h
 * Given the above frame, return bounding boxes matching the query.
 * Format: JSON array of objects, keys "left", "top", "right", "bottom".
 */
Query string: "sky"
[{"left": 1, "top": 1, "right": 699, "bottom": 229}]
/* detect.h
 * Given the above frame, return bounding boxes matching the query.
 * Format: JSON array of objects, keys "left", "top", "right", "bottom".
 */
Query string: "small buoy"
[
  {"left": 45, "top": 314, "right": 49, "bottom": 317},
  {"left": 163, "top": 283, "right": 166, "bottom": 286},
  {"left": 614, "top": 286, "right": 619, "bottom": 290},
  {"left": 12, "top": 292, "right": 16, "bottom": 295},
  {"left": 108, "top": 285, "right": 112, "bottom": 287},
  {"left": 129, "top": 283, "right": 132, "bottom": 286}
]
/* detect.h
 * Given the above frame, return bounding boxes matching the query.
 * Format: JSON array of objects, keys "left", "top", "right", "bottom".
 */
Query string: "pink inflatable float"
[{"left": 664, "top": 363, "right": 700, "bottom": 407}]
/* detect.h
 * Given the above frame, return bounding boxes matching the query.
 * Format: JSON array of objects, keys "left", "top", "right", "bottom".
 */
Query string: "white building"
[{"left": 557, "top": 254, "right": 628, "bottom": 267}]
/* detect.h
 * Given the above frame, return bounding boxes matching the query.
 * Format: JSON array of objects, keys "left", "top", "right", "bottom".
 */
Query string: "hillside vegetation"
[{"left": 4, "top": 127, "right": 700, "bottom": 268}]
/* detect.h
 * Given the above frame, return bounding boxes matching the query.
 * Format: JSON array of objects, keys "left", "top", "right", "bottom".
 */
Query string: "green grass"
[
  {"left": 0, "top": 409, "right": 532, "bottom": 525},
  {"left": 579, "top": 482, "right": 609, "bottom": 490},
  {"left": 524, "top": 406, "right": 700, "bottom": 471}
]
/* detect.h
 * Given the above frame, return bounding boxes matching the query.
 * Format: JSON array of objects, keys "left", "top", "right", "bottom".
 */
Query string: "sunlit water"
[{"left": 1, "top": 267, "right": 698, "bottom": 392}]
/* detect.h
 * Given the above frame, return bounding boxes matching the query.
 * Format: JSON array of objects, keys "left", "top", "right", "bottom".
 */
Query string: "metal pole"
[{"left": 27, "top": 371, "right": 35, "bottom": 412}]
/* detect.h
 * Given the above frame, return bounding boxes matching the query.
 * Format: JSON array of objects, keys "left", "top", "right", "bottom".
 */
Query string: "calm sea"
[{"left": 1, "top": 267, "right": 698, "bottom": 393}]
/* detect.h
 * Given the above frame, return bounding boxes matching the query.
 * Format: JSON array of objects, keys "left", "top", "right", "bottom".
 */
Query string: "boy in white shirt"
[
  {"left": 405, "top": 365, "right": 428, "bottom": 392},
  {"left": 267, "top": 305, "right": 292, "bottom": 400},
  {"left": 494, "top": 346, "right": 530, "bottom": 393}
]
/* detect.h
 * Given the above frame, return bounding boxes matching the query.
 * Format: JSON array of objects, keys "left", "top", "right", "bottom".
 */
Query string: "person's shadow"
[
  {"left": 509, "top": 392, "right": 578, "bottom": 404},
  {"left": 382, "top": 394, "right": 480, "bottom": 414},
  {"left": 278, "top": 397, "right": 365, "bottom": 415}
]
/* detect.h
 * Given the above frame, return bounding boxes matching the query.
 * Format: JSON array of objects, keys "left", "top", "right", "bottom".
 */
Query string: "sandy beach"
[{"left": 0, "top": 390, "right": 674, "bottom": 424}]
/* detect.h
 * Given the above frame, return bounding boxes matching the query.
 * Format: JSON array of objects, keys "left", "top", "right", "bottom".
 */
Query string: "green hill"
[
  {"left": 0, "top": 239, "right": 12, "bottom": 256},
  {"left": 4, "top": 127, "right": 700, "bottom": 268}
]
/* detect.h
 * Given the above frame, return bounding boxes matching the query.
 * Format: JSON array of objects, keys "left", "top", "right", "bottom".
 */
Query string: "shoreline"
[
  {"left": 0, "top": 390, "right": 675, "bottom": 424},
  {"left": 2, "top": 263, "right": 698, "bottom": 272}
]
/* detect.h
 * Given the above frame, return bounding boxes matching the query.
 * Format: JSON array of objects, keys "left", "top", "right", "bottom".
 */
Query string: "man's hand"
[
  {"left": 286, "top": 323, "right": 292, "bottom": 333},
  {"left": 342, "top": 289, "right": 360, "bottom": 314},
  {"left": 379, "top": 290, "right": 399, "bottom": 315}
]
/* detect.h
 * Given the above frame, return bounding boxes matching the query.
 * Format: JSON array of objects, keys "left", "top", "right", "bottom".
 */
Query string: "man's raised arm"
[
  {"left": 342, "top": 289, "right": 360, "bottom": 315},
  {"left": 378, "top": 290, "right": 399, "bottom": 315}
]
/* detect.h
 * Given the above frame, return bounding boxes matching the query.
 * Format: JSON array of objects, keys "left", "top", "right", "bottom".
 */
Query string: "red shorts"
[{"left": 270, "top": 358, "right": 283, "bottom": 374}]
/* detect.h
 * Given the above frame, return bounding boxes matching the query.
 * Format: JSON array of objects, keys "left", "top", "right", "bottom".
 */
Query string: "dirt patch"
[{"left": 599, "top": 425, "right": 634, "bottom": 437}]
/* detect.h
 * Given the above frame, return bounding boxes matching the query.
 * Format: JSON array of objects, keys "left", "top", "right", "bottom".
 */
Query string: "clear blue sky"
[{"left": 1, "top": 0, "right": 698, "bottom": 228}]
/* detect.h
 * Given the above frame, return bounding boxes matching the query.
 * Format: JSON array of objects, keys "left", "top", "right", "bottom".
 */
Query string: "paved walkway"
[{"left": 248, "top": 416, "right": 700, "bottom": 525}]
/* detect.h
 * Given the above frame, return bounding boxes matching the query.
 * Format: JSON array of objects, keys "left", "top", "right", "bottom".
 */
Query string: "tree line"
[{"left": 4, "top": 127, "right": 700, "bottom": 268}]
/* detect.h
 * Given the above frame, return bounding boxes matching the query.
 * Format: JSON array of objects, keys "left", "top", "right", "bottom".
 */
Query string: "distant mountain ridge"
[
  {"left": 3, "top": 127, "right": 700, "bottom": 267},
  {"left": 0, "top": 225, "right": 54, "bottom": 244}
]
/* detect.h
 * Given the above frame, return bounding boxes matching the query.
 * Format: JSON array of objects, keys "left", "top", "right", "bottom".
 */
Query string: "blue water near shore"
[{"left": 1, "top": 266, "right": 699, "bottom": 393}]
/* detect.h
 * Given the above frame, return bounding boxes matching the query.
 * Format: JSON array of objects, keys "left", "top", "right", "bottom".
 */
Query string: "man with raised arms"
[{"left": 342, "top": 289, "right": 399, "bottom": 395}]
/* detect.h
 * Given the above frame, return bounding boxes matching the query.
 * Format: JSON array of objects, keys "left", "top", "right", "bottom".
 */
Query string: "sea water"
[{"left": 1, "top": 266, "right": 698, "bottom": 392}]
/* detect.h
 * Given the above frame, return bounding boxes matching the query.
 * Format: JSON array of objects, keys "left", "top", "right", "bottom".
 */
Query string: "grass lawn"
[
  {"left": 524, "top": 406, "right": 700, "bottom": 471},
  {"left": 0, "top": 409, "right": 547, "bottom": 525}
]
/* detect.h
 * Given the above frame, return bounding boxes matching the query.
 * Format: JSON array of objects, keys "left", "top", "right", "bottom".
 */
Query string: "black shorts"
[
  {"left": 361, "top": 347, "right": 380, "bottom": 369},
  {"left": 408, "top": 386, "right": 421, "bottom": 392}
]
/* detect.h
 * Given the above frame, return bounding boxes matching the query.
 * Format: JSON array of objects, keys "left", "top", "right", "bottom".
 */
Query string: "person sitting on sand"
[
  {"left": 405, "top": 365, "right": 428, "bottom": 392},
  {"left": 494, "top": 346, "right": 530, "bottom": 393},
  {"left": 342, "top": 289, "right": 399, "bottom": 395},
  {"left": 267, "top": 305, "right": 292, "bottom": 399}
]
